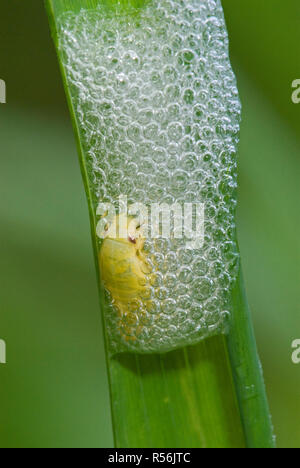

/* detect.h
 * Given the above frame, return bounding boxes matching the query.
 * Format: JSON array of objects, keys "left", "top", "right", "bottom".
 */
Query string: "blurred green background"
[{"left": 0, "top": 0, "right": 299, "bottom": 448}]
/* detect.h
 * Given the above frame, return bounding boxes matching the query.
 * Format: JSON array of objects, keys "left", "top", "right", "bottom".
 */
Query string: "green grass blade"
[
  {"left": 228, "top": 265, "right": 275, "bottom": 448},
  {"left": 45, "top": 0, "right": 274, "bottom": 448},
  {"left": 110, "top": 336, "right": 244, "bottom": 447}
]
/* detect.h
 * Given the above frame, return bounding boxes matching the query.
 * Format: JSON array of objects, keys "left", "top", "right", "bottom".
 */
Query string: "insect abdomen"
[{"left": 100, "top": 238, "right": 149, "bottom": 307}]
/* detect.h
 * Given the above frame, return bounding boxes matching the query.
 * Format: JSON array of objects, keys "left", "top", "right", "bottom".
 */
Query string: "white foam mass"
[{"left": 58, "top": 0, "right": 241, "bottom": 354}]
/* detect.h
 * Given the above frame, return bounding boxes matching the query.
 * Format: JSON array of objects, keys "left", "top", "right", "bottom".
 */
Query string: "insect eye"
[{"left": 128, "top": 236, "right": 136, "bottom": 244}]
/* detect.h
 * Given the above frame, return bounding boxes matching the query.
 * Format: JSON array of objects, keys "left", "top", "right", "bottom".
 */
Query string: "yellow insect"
[{"left": 99, "top": 214, "right": 152, "bottom": 341}]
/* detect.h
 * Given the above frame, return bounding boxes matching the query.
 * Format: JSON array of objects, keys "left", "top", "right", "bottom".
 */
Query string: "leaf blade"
[{"left": 45, "top": 0, "right": 274, "bottom": 448}]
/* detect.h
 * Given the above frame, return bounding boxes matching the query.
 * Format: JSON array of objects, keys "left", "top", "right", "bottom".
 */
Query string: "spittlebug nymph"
[{"left": 99, "top": 214, "right": 152, "bottom": 342}]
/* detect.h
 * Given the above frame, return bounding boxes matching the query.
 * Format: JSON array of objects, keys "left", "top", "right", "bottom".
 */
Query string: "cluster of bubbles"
[{"left": 58, "top": 0, "right": 241, "bottom": 354}]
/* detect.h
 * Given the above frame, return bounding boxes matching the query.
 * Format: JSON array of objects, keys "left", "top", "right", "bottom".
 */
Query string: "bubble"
[
  {"left": 193, "top": 258, "right": 208, "bottom": 276},
  {"left": 166, "top": 84, "right": 180, "bottom": 100},
  {"left": 191, "top": 302, "right": 204, "bottom": 319},
  {"left": 168, "top": 122, "right": 184, "bottom": 140},
  {"left": 178, "top": 267, "right": 193, "bottom": 284},
  {"left": 183, "top": 88, "right": 195, "bottom": 105},
  {"left": 138, "top": 109, "right": 153, "bottom": 125},
  {"left": 178, "top": 49, "right": 195, "bottom": 66},
  {"left": 194, "top": 278, "right": 213, "bottom": 301},
  {"left": 167, "top": 104, "right": 180, "bottom": 120},
  {"left": 163, "top": 65, "right": 178, "bottom": 81},
  {"left": 163, "top": 298, "right": 177, "bottom": 315},
  {"left": 182, "top": 153, "right": 197, "bottom": 171},
  {"left": 144, "top": 123, "right": 159, "bottom": 140},
  {"left": 156, "top": 287, "right": 168, "bottom": 300},
  {"left": 127, "top": 125, "right": 141, "bottom": 141},
  {"left": 172, "top": 170, "right": 188, "bottom": 191},
  {"left": 58, "top": 0, "right": 241, "bottom": 354},
  {"left": 164, "top": 273, "right": 177, "bottom": 288}
]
